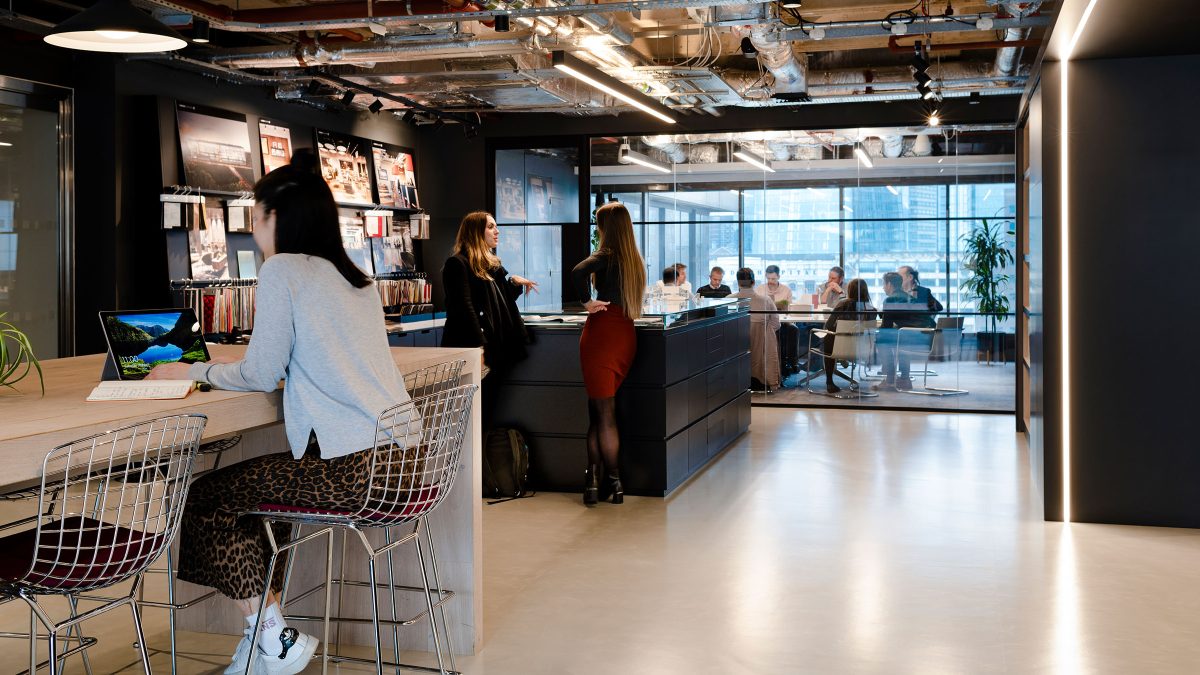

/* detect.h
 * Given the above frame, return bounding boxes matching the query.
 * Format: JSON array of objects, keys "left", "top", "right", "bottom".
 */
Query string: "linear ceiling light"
[
  {"left": 44, "top": 0, "right": 188, "bottom": 52},
  {"left": 733, "top": 148, "right": 775, "bottom": 172},
  {"left": 853, "top": 146, "right": 874, "bottom": 168},
  {"left": 619, "top": 143, "right": 671, "bottom": 174},
  {"left": 551, "top": 51, "right": 676, "bottom": 125},
  {"left": 887, "top": 185, "right": 900, "bottom": 196}
]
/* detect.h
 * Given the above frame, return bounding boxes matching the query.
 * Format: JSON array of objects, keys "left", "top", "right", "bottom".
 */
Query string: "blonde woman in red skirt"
[{"left": 570, "top": 202, "right": 647, "bottom": 505}]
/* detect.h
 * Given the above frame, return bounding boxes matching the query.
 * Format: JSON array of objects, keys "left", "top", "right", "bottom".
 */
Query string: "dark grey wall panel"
[{"left": 1061, "top": 55, "right": 1200, "bottom": 526}]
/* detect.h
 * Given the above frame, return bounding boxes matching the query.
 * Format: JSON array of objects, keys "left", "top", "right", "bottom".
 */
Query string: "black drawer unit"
[{"left": 495, "top": 310, "right": 751, "bottom": 497}]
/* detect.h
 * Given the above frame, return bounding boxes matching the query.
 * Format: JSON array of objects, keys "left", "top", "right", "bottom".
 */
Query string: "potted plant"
[
  {"left": 960, "top": 219, "right": 1016, "bottom": 363},
  {"left": 1, "top": 312, "right": 45, "bottom": 395}
]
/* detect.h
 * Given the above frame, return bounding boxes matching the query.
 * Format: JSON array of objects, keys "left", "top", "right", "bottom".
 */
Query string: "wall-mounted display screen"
[
  {"left": 315, "top": 129, "right": 374, "bottom": 205},
  {"left": 371, "top": 141, "right": 419, "bottom": 209},
  {"left": 258, "top": 119, "right": 292, "bottom": 175},
  {"left": 176, "top": 102, "right": 255, "bottom": 193}
]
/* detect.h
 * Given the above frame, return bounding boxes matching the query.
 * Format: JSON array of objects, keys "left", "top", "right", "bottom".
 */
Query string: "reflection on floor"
[
  {"left": 5, "top": 408, "right": 1200, "bottom": 674},
  {"left": 754, "top": 360, "right": 1016, "bottom": 412}
]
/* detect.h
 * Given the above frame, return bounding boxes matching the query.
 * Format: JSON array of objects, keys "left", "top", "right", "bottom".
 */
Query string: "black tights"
[{"left": 586, "top": 397, "right": 620, "bottom": 477}]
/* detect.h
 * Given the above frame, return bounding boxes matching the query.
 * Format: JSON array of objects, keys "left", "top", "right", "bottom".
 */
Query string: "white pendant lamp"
[{"left": 44, "top": 0, "right": 188, "bottom": 53}]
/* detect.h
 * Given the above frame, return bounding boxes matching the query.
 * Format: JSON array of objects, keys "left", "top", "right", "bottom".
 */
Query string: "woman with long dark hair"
[
  {"left": 821, "top": 278, "right": 876, "bottom": 394},
  {"left": 570, "top": 202, "right": 646, "bottom": 505},
  {"left": 441, "top": 211, "right": 537, "bottom": 429},
  {"left": 147, "top": 150, "right": 412, "bottom": 675}
]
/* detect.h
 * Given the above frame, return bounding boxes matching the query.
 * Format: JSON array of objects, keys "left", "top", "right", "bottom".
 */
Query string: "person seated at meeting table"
[
  {"left": 820, "top": 279, "right": 876, "bottom": 394},
  {"left": 875, "top": 271, "right": 934, "bottom": 391},
  {"left": 898, "top": 265, "right": 944, "bottom": 319},
  {"left": 732, "top": 267, "right": 780, "bottom": 390},
  {"left": 697, "top": 266, "right": 732, "bottom": 299},
  {"left": 653, "top": 262, "right": 692, "bottom": 299},
  {"left": 755, "top": 264, "right": 793, "bottom": 309},
  {"left": 817, "top": 266, "right": 847, "bottom": 307}
]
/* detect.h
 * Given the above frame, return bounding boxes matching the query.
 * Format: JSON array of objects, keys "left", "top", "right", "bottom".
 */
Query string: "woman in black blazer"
[{"left": 441, "top": 211, "right": 536, "bottom": 428}]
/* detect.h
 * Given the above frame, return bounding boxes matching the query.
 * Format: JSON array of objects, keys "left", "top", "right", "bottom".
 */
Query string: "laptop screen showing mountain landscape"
[{"left": 101, "top": 310, "right": 209, "bottom": 380}]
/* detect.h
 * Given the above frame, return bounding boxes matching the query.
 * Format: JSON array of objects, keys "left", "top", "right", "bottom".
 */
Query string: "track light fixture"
[
  {"left": 340, "top": 90, "right": 355, "bottom": 107},
  {"left": 402, "top": 109, "right": 416, "bottom": 124},
  {"left": 192, "top": 17, "right": 210, "bottom": 43},
  {"left": 928, "top": 111, "right": 941, "bottom": 127},
  {"left": 495, "top": 13, "right": 510, "bottom": 31},
  {"left": 368, "top": 99, "right": 384, "bottom": 114},
  {"left": 740, "top": 36, "right": 757, "bottom": 58},
  {"left": 914, "top": 71, "right": 932, "bottom": 87},
  {"left": 780, "top": 0, "right": 802, "bottom": 8}
]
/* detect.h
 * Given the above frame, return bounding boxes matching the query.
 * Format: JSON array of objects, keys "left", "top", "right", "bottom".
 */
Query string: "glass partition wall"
[{"left": 590, "top": 129, "right": 1017, "bottom": 412}]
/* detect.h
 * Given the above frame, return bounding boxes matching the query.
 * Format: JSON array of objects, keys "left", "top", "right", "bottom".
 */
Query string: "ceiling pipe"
[
  {"left": 994, "top": 1, "right": 1043, "bottom": 77},
  {"left": 717, "top": 4, "right": 807, "bottom": 97},
  {"left": 142, "top": 0, "right": 776, "bottom": 33},
  {"left": 208, "top": 37, "right": 530, "bottom": 68},
  {"left": 886, "top": 35, "right": 1043, "bottom": 53},
  {"left": 641, "top": 135, "right": 687, "bottom": 163}
]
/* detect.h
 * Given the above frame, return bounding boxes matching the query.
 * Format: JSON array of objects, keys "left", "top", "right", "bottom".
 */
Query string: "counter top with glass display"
[{"left": 520, "top": 296, "right": 746, "bottom": 329}]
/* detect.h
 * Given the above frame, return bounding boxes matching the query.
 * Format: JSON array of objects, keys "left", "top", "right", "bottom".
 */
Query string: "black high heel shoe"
[
  {"left": 606, "top": 474, "right": 624, "bottom": 505},
  {"left": 583, "top": 464, "right": 599, "bottom": 506}
]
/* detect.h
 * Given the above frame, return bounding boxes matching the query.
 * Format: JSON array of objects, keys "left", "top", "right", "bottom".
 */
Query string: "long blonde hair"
[
  {"left": 453, "top": 211, "right": 501, "bottom": 280},
  {"left": 595, "top": 202, "right": 646, "bottom": 319}
]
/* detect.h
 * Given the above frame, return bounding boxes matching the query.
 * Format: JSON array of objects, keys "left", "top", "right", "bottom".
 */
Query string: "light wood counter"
[{"left": 0, "top": 343, "right": 484, "bottom": 655}]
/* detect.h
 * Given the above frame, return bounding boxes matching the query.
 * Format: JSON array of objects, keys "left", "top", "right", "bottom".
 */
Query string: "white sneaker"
[
  {"left": 255, "top": 628, "right": 319, "bottom": 675},
  {"left": 224, "top": 628, "right": 266, "bottom": 675}
]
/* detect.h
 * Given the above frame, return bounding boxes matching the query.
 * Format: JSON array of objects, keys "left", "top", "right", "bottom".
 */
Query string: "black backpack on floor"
[{"left": 482, "top": 428, "right": 533, "bottom": 504}]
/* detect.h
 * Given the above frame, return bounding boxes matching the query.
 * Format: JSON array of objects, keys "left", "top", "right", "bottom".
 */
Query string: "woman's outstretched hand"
[
  {"left": 583, "top": 300, "right": 610, "bottom": 314},
  {"left": 510, "top": 275, "right": 539, "bottom": 295}
]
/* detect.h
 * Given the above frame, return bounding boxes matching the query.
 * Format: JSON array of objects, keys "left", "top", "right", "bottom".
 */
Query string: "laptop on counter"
[{"left": 98, "top": 308, "right": 210, "bottom": 381}]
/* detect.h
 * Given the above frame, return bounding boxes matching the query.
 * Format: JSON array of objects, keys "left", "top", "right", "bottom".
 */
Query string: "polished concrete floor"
[{"left": 4, "top": 408, "right": 1200, "bottom": 673}]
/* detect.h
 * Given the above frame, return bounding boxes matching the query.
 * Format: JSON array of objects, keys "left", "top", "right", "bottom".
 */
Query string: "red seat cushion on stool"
[{"left": 0, "top": 516, "right": 164, "bottom": 591}]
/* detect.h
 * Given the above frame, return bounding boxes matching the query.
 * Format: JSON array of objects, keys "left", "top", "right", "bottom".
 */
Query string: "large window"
[
  {"left": 593, "top": 182, "right": 1016, "bottom": 331},
  {"left": 494, "top": 147, "right": 579, "bottom": 309}
]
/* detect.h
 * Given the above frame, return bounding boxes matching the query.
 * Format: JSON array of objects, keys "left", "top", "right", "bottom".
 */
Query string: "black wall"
[
  {"left": 1, "top": 34, "right": 417, "bottom": 354},
  {"left": 1063, "top": 54, "right": 1200, "bottom": 526}
]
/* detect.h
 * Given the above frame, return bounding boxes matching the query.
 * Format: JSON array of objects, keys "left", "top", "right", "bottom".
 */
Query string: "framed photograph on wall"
[
  {"left": 527, "top": 175, "right": 552, "bottom": 222},
  {"left": 188, "top": 196, "right": 231, "bottom": 280},
  {"left": 338, "top": 208, "right": 374, "bottom": 275},
  {"left": 497, "top": 176, "right": 526, "bottom": 222},
  {"left": 176, "top": 102, "right": 256, "bottom": 193},
  {"left": 315, "top": 129, "right": 375, "bottom": 205},
  {"left": 370, "top": 141, "right": 420, "bottom": 209},
  {"left": 258, "top": 119, "right": 292, "bottom": 174}
]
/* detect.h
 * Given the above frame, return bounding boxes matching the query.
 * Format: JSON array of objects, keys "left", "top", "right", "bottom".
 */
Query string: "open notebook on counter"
[{"left": 87, "top": 380, "right": 195, "bottom": 402}]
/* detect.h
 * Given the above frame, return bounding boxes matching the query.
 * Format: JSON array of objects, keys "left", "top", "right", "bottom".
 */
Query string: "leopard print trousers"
[{"left": 177, "top": 443, "right": 370, "bottom": 600}]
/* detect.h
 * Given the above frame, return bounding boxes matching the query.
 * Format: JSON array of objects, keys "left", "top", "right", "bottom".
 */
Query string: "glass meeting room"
[{"left": 589, "top": 128, "right": 1018, "bottom": 412}]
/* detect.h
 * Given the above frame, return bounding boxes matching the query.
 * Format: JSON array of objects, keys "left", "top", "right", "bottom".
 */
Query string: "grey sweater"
[{"left": 189, "top": 254, "right": 411, "bottom": 459}]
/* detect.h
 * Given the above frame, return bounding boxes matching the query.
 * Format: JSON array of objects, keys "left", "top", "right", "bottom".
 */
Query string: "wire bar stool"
[
  {"left": 243, "top": 382, "right": 477, "bottom": 675},
  {"left": 0, "top": 414, "right": 206, "bottom": 675}
]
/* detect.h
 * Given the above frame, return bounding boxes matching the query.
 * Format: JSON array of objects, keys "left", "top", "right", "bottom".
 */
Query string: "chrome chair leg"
[
  {"left": 385, "top": 528, "right": 402, "bottom": 674},
  {"left": 422, "top": 519, "right": 456, "bottom": 673},
  {"left": 367, "top": 553, "right": 385, "bottom": 673},
  {"left": 66, "top": 594, "right": 94, "bottom": 675},
  {"left": 128, "top": 591, "right": 153, "bottom": 675},
  {"left": 164, "top": 549, "right": 178, "bottom": 675},
  {"left": 321, "top": 528, "right": 334, "bottom": 675},
  {"left": 335, "top": 529, "right": 348, "bottom": 658},
  {"left": 413, "top": 529, "right": 447, "bottom": 675}
]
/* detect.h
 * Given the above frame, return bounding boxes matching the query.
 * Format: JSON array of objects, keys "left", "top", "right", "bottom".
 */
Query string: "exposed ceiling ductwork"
[{"left": 4, "top": 0, "right": 1054, "bottom": 119}]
